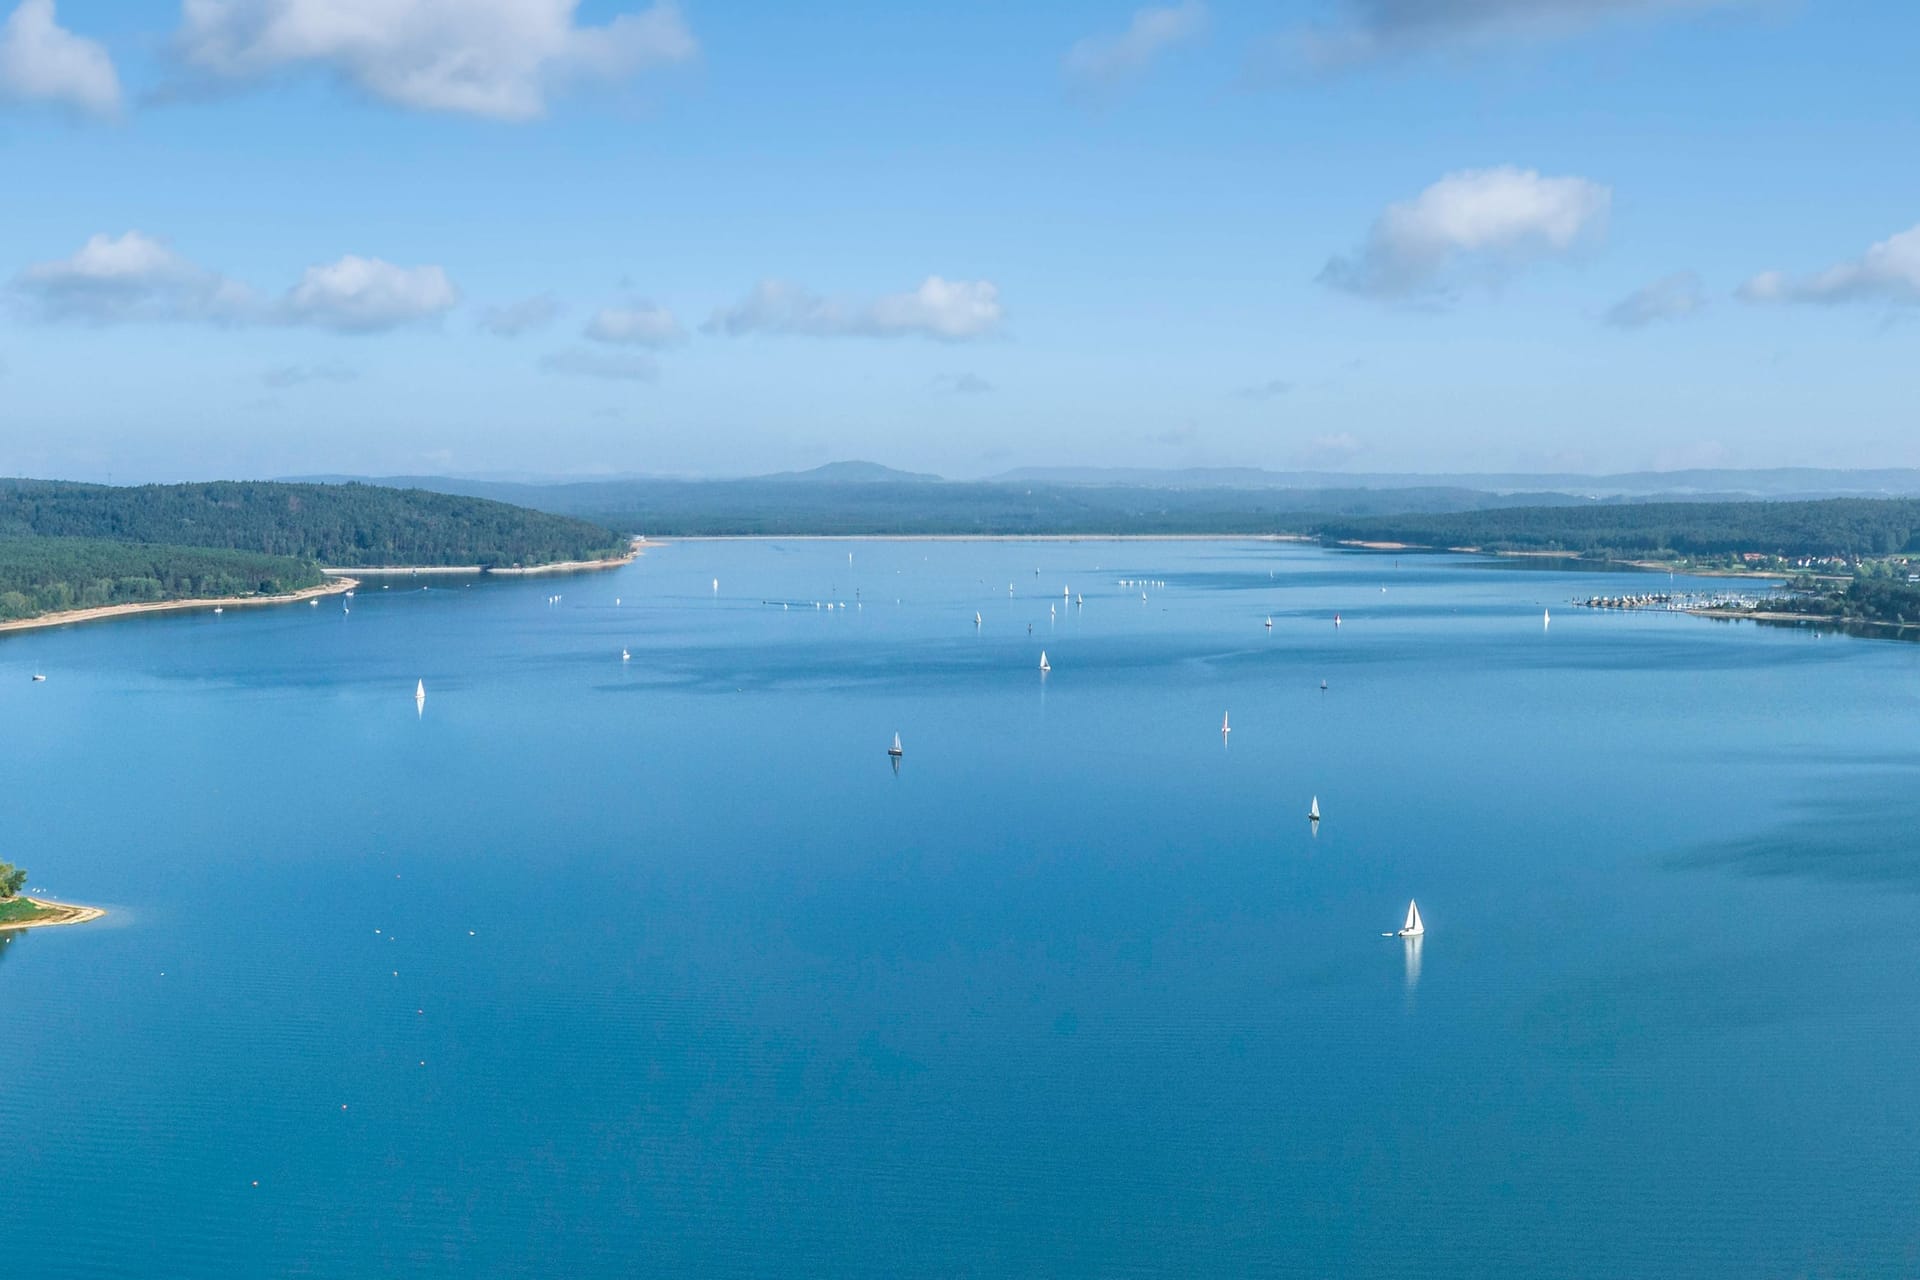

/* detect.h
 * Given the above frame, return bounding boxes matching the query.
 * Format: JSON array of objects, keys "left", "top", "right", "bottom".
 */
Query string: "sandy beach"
[
  {"left": 324, "top": 538, "right": 653, "bottom": 578},
  {"left": 0, "top": 898, "right": 107, "bottom": 932},
  {"left": 0, "top": 576, "right": 358, "bottom": 637}
]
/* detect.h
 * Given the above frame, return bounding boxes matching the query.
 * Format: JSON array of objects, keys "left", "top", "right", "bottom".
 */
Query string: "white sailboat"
[
  {"left": 1038, "top": 650, "right": 1051, "bottom": 673},
  {"left": 1543, "top": 608, "right": 1551, "bottom": 627},
  {"left": 887, "top": 732, "right": 903, "bottom": 758},
  {"left": 1265, "top": 616, "right": 1272, "bottom": 630},
  {"left": 621, "top": 648, "right": 631, "bottom": 662},
  {"left": 1396, "top": 900, "right": 1425, "bottom": 937},
  {"left": 1221, "top": 711, "right": 1231, "bottom": 736},
  {"left": 415, "top": 679, "right": 425, "bottom": 704},
  {"left": 1308, "top": 795, "right": 1321, "bottom": 821},
  {"left": 974, "top": 612, "right": 982, "bottom": 626},
  {"left": 1075, "top": 594, "right": 1083, "bottom": 606}
]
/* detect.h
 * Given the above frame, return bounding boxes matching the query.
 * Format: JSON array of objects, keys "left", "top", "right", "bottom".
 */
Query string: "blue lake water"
[{"left": 5, "top": 539, "right": 1920, "bottom": 1277}]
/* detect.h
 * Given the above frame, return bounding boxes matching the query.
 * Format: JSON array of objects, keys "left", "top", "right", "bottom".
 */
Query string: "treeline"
[
  {"left": 0, "top": 538, "right": 324, "bottom": 621},
  {"left": 1764, "top": 577, "right": 1920, "bottom": 627},
  {"left": 0, "top": 479, "right": 628, "bottom": 568},
  {"left": 1310, "top": 499, "right": 1920, "bottom": 559}
]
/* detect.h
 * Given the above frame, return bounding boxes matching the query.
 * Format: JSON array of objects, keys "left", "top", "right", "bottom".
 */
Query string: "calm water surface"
[{"left": 4, "top": 540, "right": 1919, "bottom": 1277}]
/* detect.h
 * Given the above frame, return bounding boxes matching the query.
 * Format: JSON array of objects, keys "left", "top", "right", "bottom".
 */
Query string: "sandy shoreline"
[
  {"left": 325, "top": 539, "right": 652, "bottom": 578},
  {"left": 0, "top": 576, "right": 358, "bottom": 637},
  {"left": 0, "top": 898, "right": 106, "bottom": 933}
]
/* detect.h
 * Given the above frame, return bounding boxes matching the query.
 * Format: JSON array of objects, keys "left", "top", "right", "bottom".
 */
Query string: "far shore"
[
  {"left": 0, "top": 898, "right": 107, "bottom": 933},
  {"left": 666, "top": 533, "right": 1316, "bottom": 543},
  {"left": 0, "top": 575, "right": 358, "bottom": 637}
]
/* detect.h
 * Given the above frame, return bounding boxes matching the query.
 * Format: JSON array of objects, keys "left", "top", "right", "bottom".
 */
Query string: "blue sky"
[{"left": 2, "top": 0, "right": 1916, "bottom": 481}]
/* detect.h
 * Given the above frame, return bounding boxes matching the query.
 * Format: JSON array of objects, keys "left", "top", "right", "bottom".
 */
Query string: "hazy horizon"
[{"left": 6, "top": 1, "right": 1918, "bottom": 480}]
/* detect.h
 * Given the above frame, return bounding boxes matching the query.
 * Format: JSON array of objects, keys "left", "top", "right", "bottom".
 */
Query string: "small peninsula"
[{"left": 0, "top": 862, "right": 102, "bottom": 932}]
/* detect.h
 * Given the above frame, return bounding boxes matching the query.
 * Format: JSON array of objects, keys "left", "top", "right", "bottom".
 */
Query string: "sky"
[{"left": 1, "top": 0, "right": 1916, "bottom": 482}]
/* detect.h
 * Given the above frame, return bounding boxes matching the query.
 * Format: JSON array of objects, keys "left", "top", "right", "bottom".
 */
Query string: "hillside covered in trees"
[
  {"left": 0, "top": 539, "right": 325, "bottom": 623},
  {"left": 1309, "top": 499, "right": 1920, "bottom": 560},
  {"left": 0, "top": 480, "right": 628, "bottom": 569}
]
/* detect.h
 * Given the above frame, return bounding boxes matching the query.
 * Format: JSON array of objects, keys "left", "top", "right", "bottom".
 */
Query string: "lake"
[{"left": 5, "top": 539, "right": 1919, "bottom": 1277}]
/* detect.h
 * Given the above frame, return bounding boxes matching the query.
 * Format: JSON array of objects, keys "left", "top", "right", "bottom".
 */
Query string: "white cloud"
[
  {"left": 1285, "top": 0, "right": 1738, "bottom": 69},
  {"left": 478, "top": 294, "right": 560, "bottom": 336},
  {"left": 1739, "top": 224, "right": 1920, "bottom": 307},
  {"left": 13, "top": 231, "right": 253, "bottom": 323},
  {"left": 279, "top": 255, "right": 458, "bottom": 332},
  {"left": 709, "top": 277, "right": 1004, "bottom": 341},
  {"left": 15, "top": 234, "right": 458, "bottom": 333},
  {"left": 1606, "top": 271, "right": 1706, "bottom": 327},
  {"left": 0, "top": 0, "right": 121, "bottom": 116},
  {"left": 1065, "top": 1, "right": 1207, "bottom": 87},
  {"left": 540, "top": 347, "right": 658, "bottom": 380},
  {"left": 1320, "top": 166, "right": 1610, "bottom": 299},
  {"left": 174, "top": 0, "right": 696, "bottom": 120},
  {"left": 585, "top": 303, "right": 683, "bottom": 347}
]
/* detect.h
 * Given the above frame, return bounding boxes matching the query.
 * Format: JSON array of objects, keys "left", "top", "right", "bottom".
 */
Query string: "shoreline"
[
  {"left": 664, "top": 534, "right": 1315, "bottom": 543},
  {"left": 325, "top": 538, "right": 653, "bottom": 578},
  {"left": 0, "top": 576, "right": 358, "bottom": 637},
  {"left": 0, "top": 898, "right": 107, "bottom": 933},
  {"left": 1689, "top": 607, "right": 1919, "bottom": 632}
]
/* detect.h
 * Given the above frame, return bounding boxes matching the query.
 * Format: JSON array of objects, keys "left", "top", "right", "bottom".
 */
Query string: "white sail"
[
  {"left": 415, "top": 680, "right": 425, "bottom": 701},
  {"left": 1265, "top": 616, "right": 1272, "bottom": 629},
  {"left": 1543, "top": 608, "right": 1551, "bottom": 627},
  {"left": 1308, "top": 795, "right": 1320, "bottom": 821},
  {"left": 974, "top": 612, "right": 982, "bottom": 625},
  {"left": 1221, "top": 712, "right": 1231, "bottom": 734},
  {"left": 1400, "top": 900, "right": 1424, "bottom": 936},
  {"left": 621, "top": 649, "right": 631, "bottom": 661},
  {"left": 890, "top": 732, "right": 903, "bottom": 755},
  {"left": 1039, "top": 650, "right": 1050, "bottom": 672}
]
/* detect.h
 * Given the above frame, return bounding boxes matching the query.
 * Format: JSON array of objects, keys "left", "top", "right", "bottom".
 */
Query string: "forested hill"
[
  {"left": 0, "top": 480, "right": 628, "bottom": 568},
  {"left": 1310, "top": 498, "right": 1920, "bottom": 559},
  {"left": 0, "top": 539, "right": 324, "bottom": 623}
]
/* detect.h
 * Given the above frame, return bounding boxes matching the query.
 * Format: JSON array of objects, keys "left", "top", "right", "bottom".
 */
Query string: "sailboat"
[
  {"left": 1221, "top": 712, "right": 1231, "bottom": 736},
  {"left": 31, "top": 673, "right": 45, "bottom": 682},
  {"left": 621, "top": 648, "right": 631, "bottom": 662},
  {"left": 1308, "top": 795, "right": 1321, "bottom": 822},
  {"left": 1320, "top": 679, "right": 1328, "bottom": 691},
  {"left": 1075, "top": 594, "right": 1083, "bottom": 606},
  {"left": 1038, "top": 650, "right": 1051, "bottom": 673},
  {"left": 1396, "top": 900, "right": 1425, "bottom": 938},
  {"left": 1333, "top": 614, "right": 1342, "bottom": 627},
  {"left": 887, "top": 732, "right": 903, "bottom": 759},
  {"left": 415, "top": 679, "right": 425, "bottom": 704},
  {"left": 974, "top": 612, "right": 982, "bottom": 626},
  {"left": 1265, "top": 616, "right": 1273, "bottom": 630},
  {"left": 1543, "top": 608, "right": 1551, "bottom": 627}
]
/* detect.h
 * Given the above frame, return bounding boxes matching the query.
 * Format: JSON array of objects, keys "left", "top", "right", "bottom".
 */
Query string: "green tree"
[{"left": 0, "top": 862, "right": 25, "bottom": 899}]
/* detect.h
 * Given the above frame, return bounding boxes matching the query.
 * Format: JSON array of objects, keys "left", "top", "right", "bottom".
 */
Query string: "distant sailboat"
[
  {"left": 1039, "top": 650, "right": 1051, "bottom": 673},
  {"left": 213, "top": 606, "right": 224, "bottom": 614},
  {"left": 1334, "top": 614, "right": 1341, "bottom": 627},
  {"left": 621, "top": 648, "right": 631, "bottom": 662},
  {"left": 1265, "top": 616, "right": 1273, "bottom": 630},
  {"left": 1075, "top": 594, "right": 1083, "bottom": 606},
  {"left": 888, "top": 732, "right": 903, "bottom": 758},
  {"left": 1221, "top": 711, "right": 1231, "bottom": 736},
  {"left": 1543, "top": 608, "right": 1551, "bottom": 628},
  {"left": 31, "top": 673, "right": 45, "bottom": 682},
  {"left": 974, "top": 612, "right": 982, "bottom": 626},
  {"left": 1320, "top": 679, "right": 1328, "bottom": 691},
  {"left": 1308, "top": 795, "right": 1321, "bottom": 821},
  {"left": 415, "top": 679, "right": 425, "bottom": 704},
  {"left": 1396, "top": 900, "right": 1425, "bottom": 937}
]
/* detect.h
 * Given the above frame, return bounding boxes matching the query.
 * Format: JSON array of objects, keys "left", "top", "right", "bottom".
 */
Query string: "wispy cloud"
[
  {"left": 1320, "top": 166, "right": 1609, "bottom": 300},
  {"left": 477, "top": 294, "right": 561, "bottom": 336},
  {"left": 540, "top": 347, "right": 659, "bottom": 381},
  {"left": 1235, "top": 378, "right": 1293, "bottom": 400},
  {"left": 1273, "top": 0, "right": 1740, "bottom": 72},
  {"left": 584, "top": 302, "right": 684, "bottom": 347},
  {"left": 708, "top": 277, "right": 1003, "bottom": 341},
  {"left": 172, "top": 0, "right": 696, "bottom": 120},
  {"left": 262, "top": 361, "right": 356, "bottom": 388},
  {"left": 1065, "top": 1, "right": 1207, "bottom": 89},
  {"left": 1606, "top": 271, "right": 1706, "bottom": 328},
  {"left": 932, "top": 372, "right": 995, "bottom": 395},
  {"left": 1739, "top": 223, "right": 1920, "bottom": 308},
  {"left": 0, "top": 0, "right": 120, "bottom": 117}
]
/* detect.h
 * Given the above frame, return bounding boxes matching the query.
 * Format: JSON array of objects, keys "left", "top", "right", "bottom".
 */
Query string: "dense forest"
[
  {"left": 0, "top": 538, "right": 325, "bottom": 622},
  {"left": 363, "top": 475, "right": 1591, "bottom": 536},
  {"left": 1308, "top": 499, "right": 1920, "bottom": 559},
  {"left": 1761, "top": 577, "right": 1920, "bottom": 628},
  {"left": 0, "top": 480, "right": 628, "bottom": 568}
]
